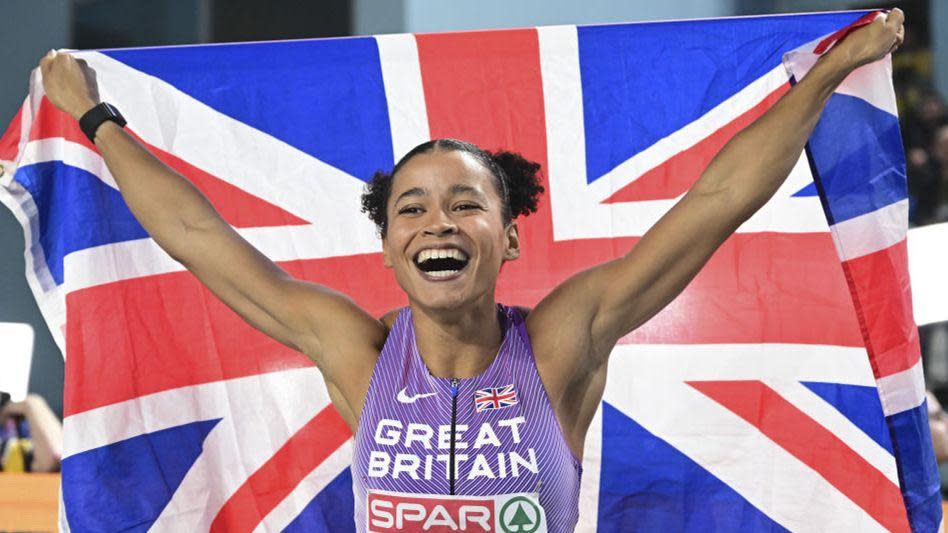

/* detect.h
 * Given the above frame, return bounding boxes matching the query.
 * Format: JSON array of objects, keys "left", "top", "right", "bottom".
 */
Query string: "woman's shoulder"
[{"left": 379, "top": 308, "right": 403, "bottom": 334}]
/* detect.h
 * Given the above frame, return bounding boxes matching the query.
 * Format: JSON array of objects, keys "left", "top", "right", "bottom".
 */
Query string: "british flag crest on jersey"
[
  {"left": 0, "top": 9, "right": 940, "bottom": 533},
  {"left": 475, "top": 385, "right": 519, "bottom": 413}
]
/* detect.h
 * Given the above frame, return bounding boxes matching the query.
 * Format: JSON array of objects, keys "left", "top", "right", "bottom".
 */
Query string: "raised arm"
[
  {"left": 38, "top": 52, "right": 385, "bottom": 421},
  {"left": 528, "top": 11, "right": 904, "bottom": 450}
]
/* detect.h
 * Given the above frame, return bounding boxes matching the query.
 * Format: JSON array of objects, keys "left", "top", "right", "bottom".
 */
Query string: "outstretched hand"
[
  {"left": 39, "top": 50, "right": 100, "bottom": 121},
  {"left": 830, "top": 9, "right": 905, "bottom": 69}
]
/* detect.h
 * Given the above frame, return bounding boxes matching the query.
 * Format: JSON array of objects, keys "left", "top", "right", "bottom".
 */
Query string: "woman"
[{"left": 39, "top": 11, "right": 903, "bottom": 531}]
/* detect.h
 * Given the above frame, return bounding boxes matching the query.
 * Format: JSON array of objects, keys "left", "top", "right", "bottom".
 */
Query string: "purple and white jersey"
[{"left": 352, "top": 304, "right": 582, "bottom": 532}]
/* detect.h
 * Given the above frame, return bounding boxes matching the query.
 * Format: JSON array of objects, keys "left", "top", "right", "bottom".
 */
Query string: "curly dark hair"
[{"left": 361, "top": 139, "right": 545, "bottom": 236}]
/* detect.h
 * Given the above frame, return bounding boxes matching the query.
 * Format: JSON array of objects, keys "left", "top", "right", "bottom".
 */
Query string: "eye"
[
  {"left": 397, "top": 205, "right": 423, "bottom": 215},
  {"left": 454, "top": 203, "right": 481, "bottom": 211}
]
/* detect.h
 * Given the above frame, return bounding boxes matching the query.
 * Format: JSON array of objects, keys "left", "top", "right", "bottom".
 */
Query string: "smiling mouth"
[{"left": 413, "top": 248, "right": 470, "bottom": 279}]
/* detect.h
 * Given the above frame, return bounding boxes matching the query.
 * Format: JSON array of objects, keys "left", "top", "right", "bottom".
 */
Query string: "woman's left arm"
[{"left": 529, "top": 11, "right": 904, "bottom": 377}]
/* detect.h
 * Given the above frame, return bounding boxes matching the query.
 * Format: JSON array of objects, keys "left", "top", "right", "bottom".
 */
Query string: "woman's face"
[{"left": 382, "top": 149, "right": 520, "bottom": 312}]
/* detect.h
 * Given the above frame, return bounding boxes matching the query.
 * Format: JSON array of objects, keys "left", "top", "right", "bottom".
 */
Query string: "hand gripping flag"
[{"left": 0, "top": 10, "right": 940, "bottom": 532}]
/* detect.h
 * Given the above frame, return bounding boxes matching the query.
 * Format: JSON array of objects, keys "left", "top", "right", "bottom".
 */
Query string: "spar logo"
[
  {"left": 366, "top": 490, "right": 547, "bottom": 532},
  {"left": 498, "top": 496, "right": 542, "bottom": 533}
]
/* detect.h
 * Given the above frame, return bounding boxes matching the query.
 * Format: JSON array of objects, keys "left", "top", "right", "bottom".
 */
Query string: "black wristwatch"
[{"left": 79, "top": 102, "right": 127, "bottom": 143}]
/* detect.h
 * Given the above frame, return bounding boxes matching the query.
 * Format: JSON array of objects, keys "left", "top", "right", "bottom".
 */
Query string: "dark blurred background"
[{"left": 0, "top": 0, "right": 945, "bottom": 421}]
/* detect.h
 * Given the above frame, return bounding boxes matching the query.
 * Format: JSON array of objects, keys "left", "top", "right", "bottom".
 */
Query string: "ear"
[
  {"left": 503, "top": 222, "right": 521, "bottom": 261},
  {"left": 382, "top": 236, "right": 394, "bottom": 268}
]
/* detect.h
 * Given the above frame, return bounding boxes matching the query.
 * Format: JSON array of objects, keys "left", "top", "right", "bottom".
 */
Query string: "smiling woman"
[{"left": 35, "top": 9, "right": 905, "bottom": 531}]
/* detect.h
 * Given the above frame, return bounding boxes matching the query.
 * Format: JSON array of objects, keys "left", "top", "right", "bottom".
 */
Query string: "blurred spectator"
[
  {"left": 930, "top": 125, "right": 948, "bottom": 224},
  {"left": 928, "top": 391, "right": 948, "bottom": 462},
  {"left": 0, "top": 393, "right": 63, "bottom": 472},
  {"left": 901, "top": 90, "right": 948, "bottom": 226}
]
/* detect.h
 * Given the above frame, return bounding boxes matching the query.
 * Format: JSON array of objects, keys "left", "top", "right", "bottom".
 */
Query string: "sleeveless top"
[{"left": 352, "top": 304, "right": 582, "bottom": 532}]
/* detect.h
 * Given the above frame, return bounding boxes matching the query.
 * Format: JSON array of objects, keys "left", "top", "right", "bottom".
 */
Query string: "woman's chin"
[{"left": 409, "top": 285, "right": 481, "bottom": 313}]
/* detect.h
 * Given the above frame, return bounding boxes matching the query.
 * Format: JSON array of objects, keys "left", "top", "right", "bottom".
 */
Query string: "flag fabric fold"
[
  {"left": 785, "top": 16, "right": 941, "bottom": 531},
  {"left": 0, "top": 10, "right": 940, "bottom": 532}
]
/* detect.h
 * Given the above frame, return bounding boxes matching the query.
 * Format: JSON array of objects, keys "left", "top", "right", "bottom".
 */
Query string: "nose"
[{"left": 422, "top": 209, "right": 458, "bottom": 237}]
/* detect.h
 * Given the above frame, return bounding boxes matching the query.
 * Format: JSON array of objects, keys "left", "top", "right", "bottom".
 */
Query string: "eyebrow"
[
  {"left": 394, "top": 187, "right": 427, "bottom": 205},
  {"left": 393, "top": 184, "right": 488, "bottom": 205},
  {"left": 449, "top": 184, "right": 488, "bottom": 201}
]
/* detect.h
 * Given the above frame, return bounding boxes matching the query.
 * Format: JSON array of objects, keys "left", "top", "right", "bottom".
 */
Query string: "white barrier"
[{"left": 908, "top": 222, "right": 948, "bottom": 326}]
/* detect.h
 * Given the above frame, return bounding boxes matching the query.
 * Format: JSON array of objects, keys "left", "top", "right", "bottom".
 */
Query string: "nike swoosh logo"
[{"left": 397, "top": 387, "right": 437, "bottom": 404}]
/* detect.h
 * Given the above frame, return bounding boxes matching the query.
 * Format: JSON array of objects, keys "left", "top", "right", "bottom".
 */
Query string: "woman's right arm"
[{"left": 38, "top": 51, "right": 386, "bottom": 387}]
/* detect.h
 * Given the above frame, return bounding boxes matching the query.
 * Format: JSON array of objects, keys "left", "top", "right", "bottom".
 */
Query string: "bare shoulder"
[{"left": 379, "top": 308, "right": 401, "bottom": 333}]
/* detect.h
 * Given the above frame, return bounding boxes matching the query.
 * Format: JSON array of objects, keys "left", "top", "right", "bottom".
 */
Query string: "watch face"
[{"left": 103, "top": 103, "right": 126, "bottom": 126}]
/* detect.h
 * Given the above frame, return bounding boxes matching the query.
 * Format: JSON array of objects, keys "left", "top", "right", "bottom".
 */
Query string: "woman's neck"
[{"left": 410, "top": 296, "right": 504, "bottom": 379}]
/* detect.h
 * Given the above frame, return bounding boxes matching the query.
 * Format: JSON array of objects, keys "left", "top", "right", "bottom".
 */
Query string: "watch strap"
[{"left": 79, "top": 102, "right": 127, "bottom": 143}]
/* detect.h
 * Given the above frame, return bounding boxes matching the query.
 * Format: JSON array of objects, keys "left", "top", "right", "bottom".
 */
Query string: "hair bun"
[{"left": 490, "top": 150, "right": 544, "bottom": 219}]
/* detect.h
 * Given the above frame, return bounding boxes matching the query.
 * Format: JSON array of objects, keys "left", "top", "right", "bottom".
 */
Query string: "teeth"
[
  {"left": 427, "top": 270, "right": 459, "bottom": 278},
  {"left": 416, "top": 248, "right": 468, "bottom": 263}
]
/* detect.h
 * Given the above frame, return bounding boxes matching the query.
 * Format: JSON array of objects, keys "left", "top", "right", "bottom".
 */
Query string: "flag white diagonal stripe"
[
  {"left": 587, "top": 64, "right": 791, "bottom": 202},
  {"left": 254, "top": 440, "right": 354, "bottom": 533}
]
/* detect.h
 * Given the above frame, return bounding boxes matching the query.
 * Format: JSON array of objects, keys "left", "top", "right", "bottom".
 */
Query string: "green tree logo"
[{"left": 499, "top": 496, "right": 542, "bottom": 533}]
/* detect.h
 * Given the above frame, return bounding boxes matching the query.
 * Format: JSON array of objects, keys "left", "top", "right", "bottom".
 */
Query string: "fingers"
[
  {"left": 883, "top": 8, "right": 905, "bottom": 56},
  {"left": 39, "top": 49, "right": 61, "bottom": 77},
  {"left": 886, "top": 8, "right": 905, "bottom": 29},
  {"left": 39, "top": 49, "right": 53, "bottom": 75}
]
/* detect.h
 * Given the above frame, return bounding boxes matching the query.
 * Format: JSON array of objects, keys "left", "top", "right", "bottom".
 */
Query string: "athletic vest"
[{"left": 352, "top": 304, "right": 582, "bottom": 532}]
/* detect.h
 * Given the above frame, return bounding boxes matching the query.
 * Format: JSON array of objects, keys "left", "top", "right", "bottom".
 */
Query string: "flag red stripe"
[
  {"left": 618, "top": 231, "right": 863, "bottom": 345},
  {"left": 813, "top": 11, "right": 880, "bottom": 55},
  {"left": 209, "top": 406, "right": 351, "bottom": 533},
  {"left": 690, "top": 380, "right": 910, "bottom": 532},
  {"left": 0, "top": 104, "right": 23, "bottom": 161},
  {"left": 31, "top": 97, "right": 98, "bottom": 152},
  {"left": 415, "top": 27, "right": 556, "bottom": 262},
  {"left": 604, "top": 82, "right": 791, "bottom": 202},
  {"left": 839, "top": 240, "right": 920, "bottom": 378}
]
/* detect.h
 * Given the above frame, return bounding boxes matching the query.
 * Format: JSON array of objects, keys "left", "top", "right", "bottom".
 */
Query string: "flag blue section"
[
  {"left": 103, "top": 37, "right": 394, "bottom": 182},
  {"left": 14, "top": 161, "right": 148, "bottom": 285},
  {"left": 792, "top": 182, "right": 819, "bottom": 197},
  {"left": 802, "top": 382, "right": 894, "bottom": 453},
  {"left": 62, "top": 418, "right": 221, "bottom": 532},
  {"left": 577, "top": 11, "right": 866, "bottom": 184},
  {"left": 805, "top": 93, "right": 907, "bottom": 224},
  {"left": 597, "top": 403, "right": 788, "bottom": 532},
  {"left": 282, "top": 469, "right": 355, "bottom": 533},
  {"left": 887, "top": 402, "right": 943, "bottom": 532}
]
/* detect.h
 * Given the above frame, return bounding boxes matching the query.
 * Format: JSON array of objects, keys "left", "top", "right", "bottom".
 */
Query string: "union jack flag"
[
  {"left": 0, "top": 9, "right": 939, "bottom": 532},
  {"left": 475, "top": 385, "right": 519, "bottom": 412}
]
